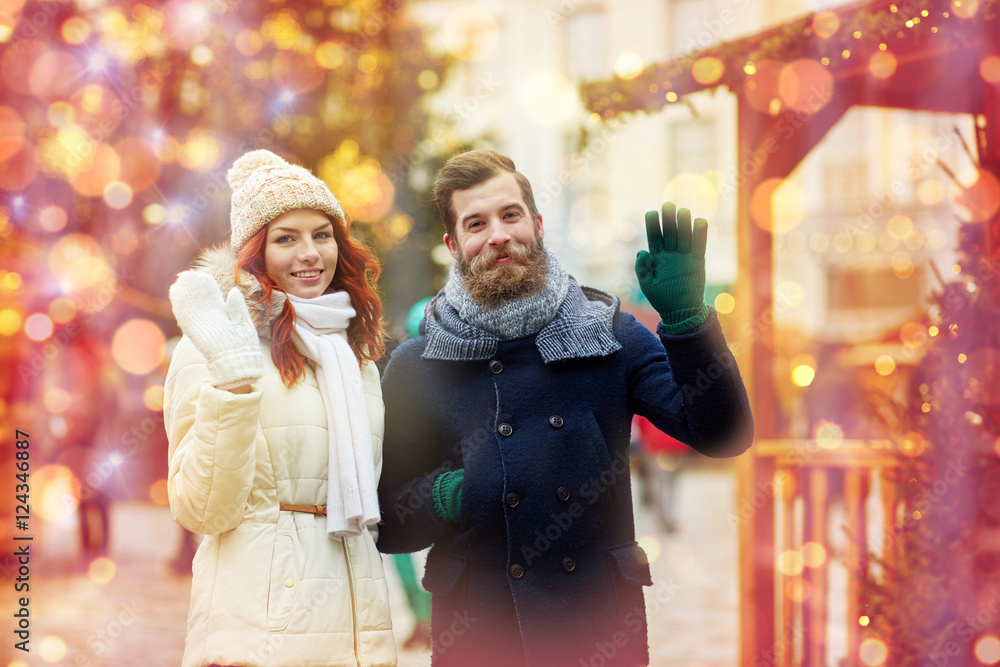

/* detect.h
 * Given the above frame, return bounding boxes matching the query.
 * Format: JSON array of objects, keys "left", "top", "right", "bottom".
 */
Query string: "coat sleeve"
[
  {"left": 376, "top": 340, "right": 455, "bottom": 554},
  {"left": 163, "top": 336, "right": 261, "bottom": 535},
  {"left": 622, "top": 308, "right": 754, "bottom": 458}
]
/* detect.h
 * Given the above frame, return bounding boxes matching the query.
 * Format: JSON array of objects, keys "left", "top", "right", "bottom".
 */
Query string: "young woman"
[{"left": 164, "top": 150, "right": 396, "bottom": 667}]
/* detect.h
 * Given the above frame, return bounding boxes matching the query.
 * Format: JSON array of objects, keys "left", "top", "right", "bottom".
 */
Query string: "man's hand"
[{"left": 635, "top": 202, "right": 710, "bottom": 334}]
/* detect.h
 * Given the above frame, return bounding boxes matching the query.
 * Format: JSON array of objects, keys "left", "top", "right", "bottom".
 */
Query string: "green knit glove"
[
  {"left": 432, "top": 469, "right": 463, "bottom": 524},
  {"left": 635, "top": 202, "right": 710, "bottom": 335}
]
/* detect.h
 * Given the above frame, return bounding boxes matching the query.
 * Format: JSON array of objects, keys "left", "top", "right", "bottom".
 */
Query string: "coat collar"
[
  {"left": 190, "top": 242, "right": 286, "bottom": 333},
  {"left": 422, "top": 278, "right": 622, "bottom": 363}
]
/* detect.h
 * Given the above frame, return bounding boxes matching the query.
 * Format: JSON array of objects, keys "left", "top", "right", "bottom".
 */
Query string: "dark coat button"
[
  {"left": 505, "top": 492, "right": 520, "bottom": 508},
  {"left": 562, "top": 557, "right": 576, "bottom": 573},
  {"left": 549, "top": 415, "right": 564, "bottom": 428},
  {"left": 509, "top": 563, "right": 525, "bottom": 579},
  {"left": 488, "top": 359, "right": 503, "bottom": 374},
  {"left": 498, "top": 423, "right": 513, "bottom": 437},
  {"left": 556, "top": 486, "right": 571, "bottom": 502}
]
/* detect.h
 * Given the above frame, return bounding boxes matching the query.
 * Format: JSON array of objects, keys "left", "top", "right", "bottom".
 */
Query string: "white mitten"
[{"left": 169, "top": 271, "right": 264, "bottom": 390}]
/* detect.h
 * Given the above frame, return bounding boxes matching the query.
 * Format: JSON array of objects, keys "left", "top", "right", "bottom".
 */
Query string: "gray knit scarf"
[{"left": 423, "top": 251, "right": 622, "bottom": 363}]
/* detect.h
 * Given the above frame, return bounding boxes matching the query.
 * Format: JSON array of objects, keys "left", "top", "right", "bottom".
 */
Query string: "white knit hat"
[{"left": 227, "top": 149, "right": 345, "bottom": 251}]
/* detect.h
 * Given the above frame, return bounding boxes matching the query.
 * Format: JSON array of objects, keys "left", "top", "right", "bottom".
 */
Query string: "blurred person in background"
[
  {"left": 376, "top": 149, "right": 754, "bottom": 667},
  {"left": 631, "top": 415, "right": 691, "bottom": 534},
  {"left": 164, "top": 150, "right": 396, "bottom": 667}
]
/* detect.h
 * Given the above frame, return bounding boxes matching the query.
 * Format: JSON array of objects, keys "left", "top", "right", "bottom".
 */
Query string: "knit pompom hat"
[{"left": 227, "top": 149, "right": 346, "bottom": 251}]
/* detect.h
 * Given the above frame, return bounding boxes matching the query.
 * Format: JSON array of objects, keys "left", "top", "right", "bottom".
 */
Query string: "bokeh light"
[
  {"left": 111, "top": 319, "right": 166, "bottom": 375},
  {"left": 859, "top": 638, "right": 888, "bottom": 666},
  {"left": 869, "top": 50, "right": 897, "bottom": 79},
  {"left": 778, "top": 59, "right": 833, "bottom": 112},
  {"left": 614, "top": 52, "right": 644, "bottom": 80},
  {"left": 714, "top": 292, "right": 736, "bottom": 315},
  {"left": 38, "top": 636, "right": 67, "bottom": 663},
  {"left": 751, "top": 178, "right": 805, "bottom": 233},
  {"left": 150, "top": 479, "right": 170, "bottom": 505},
  {"left": 24, "top": 313, "right": 54, "bottom": 341},
  {"left": 778, "top": 549, "right": 804, "bottom": 576},
  {"left": 48, "top": 297, "right": 76, "bottom": 324},
  {"left": 743, "top": 60, "right": 785, "bottom": 114},
  {"left": 812, "top": 11, "right": 840, "bottom": 38},
  {"left": 0, "top": 308, "right": 21, "bottom": 335},
  {"left": 791, "top": 354, "right": 817, "bottom": 387},
  {"left": 952, "top": 0, "right": 980, "bottom": 19},
  {"left": 814, "top": 420, "right": 844, "bottom": 448},
  {"left": 49, "top": 234, "right": 111, "bottom": 293},
  {"left": 875, "top": 354, "right": 897, "bottom": 376},
  {"left": 977, "top": 635, "right": 1000, "bottom": 664},
  {"left": 981, "top": 56, "right": 1000, "bottom": 83},
  {"left": 38, "top": 205, "right": 68, "bottom": 233},
  {"left": 801, "top": 541, "right": 827, "bottom": 567},
  {"left": 664, "top": 173, "right": 719, "bottom": 221},
  {"left": 899, "top": 431, "right": 927, "bottom": 457},
  {"left": 520, "top": 70, "right": 579, "bottom": 126},
  {"left": 636, "top": 535, "right": 661, "bottom": 563},
  {"left": 60, "top": 16, "right": 91, "bottom": 44},
  {"left": 88, "top": 556, "right": 116, "bottom": 584},
  {"left": 691, "top": 56, "right": 724, "bottom": 85},
  {"left": 144, "top": 384, "right": 165, "bottom": 411},
  {"left": 34, "top": 464, "right": 79, "bottom": 522},
  {"left": 103, "top": 181, "right": 134, "bottom": 209}
]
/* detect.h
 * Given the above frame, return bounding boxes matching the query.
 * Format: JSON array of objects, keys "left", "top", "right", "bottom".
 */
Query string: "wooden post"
[{"left": 844, "top": 469, "right": 870, "bottom": 667}]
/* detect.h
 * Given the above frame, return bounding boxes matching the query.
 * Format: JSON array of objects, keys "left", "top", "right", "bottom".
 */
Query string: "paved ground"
[{"left": 7, "top": 465, "right": 738, "bottom": 667}]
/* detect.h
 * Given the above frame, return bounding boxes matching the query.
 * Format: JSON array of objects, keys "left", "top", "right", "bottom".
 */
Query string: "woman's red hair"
[{"left": 234, "top": 213, "right": 388, "bottom": 388}]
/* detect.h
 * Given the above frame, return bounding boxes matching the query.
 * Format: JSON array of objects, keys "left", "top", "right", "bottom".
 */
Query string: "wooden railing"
[{"left": 737, "top": 439, "right": 902, "bottom": 667}]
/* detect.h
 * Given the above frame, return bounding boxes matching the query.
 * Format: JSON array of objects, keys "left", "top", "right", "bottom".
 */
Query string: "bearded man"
[{"left": 377, "top": 149, "right": 753, "bottom": 667}]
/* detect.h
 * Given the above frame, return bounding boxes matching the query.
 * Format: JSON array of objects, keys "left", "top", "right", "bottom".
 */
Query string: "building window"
[
  {"left": 565, "top": 8, "right": 607, "bottom": 81},
  {"left": 669, "top": 117, "right": 716, "bottom": 178}
]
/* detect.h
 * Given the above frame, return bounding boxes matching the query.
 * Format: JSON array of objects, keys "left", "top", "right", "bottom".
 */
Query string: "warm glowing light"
[
  {"left": 994, "top": 436, "right": 1000, "bottom": 457},
  {"left": 4, "top": 271, "right": 22, "bottom": 290},
  {"left": 875, "top": 355, "right": 896, "bottom": 376},
  {"left": 315, "top": 40, "right": 344, "bottom": 69},
  {"left": 860, "top": 638, "right": 888, "bottom": 665},
  {"left": 70, "top": 142, "right": 121, "bottom": 197},
  {"left": 35, "top": 464, "right": 79, "bottom": 521},
  {"left": 440, "top": 5, "right": 498, "bottom": 61},
  {"left": 615, "top": 52, "right": 644, "bottom": 80},
  {"left": 664, "top": 173, "right": 719, "bottom": 220},
  {"left": 38, "top": 205, "right": 68, "bottom": 233},
  {"left": 417, "top": 69, "right": 439, "bottom": 90},
  {"left": 48, "top": 297, "right": 76, "bottom": 324},
  {"left": 112, "top": 319, "right": 166, "bottom": 375},
  {"left": 785, "top": 578, "right": 810, "bottom": 602},
  {"left": 981, "top": 56, "right": 1000, "bottom": 84},
  {"left": 150, "top": 479, "right": 170, "bottom": 505},
  {"left": 665, "top": 91, "right": 678, "bottom": 102},
  {"left": 637, "top": 535, "right": 661, "bottom": 563},
  {"left": 887, "top": 215, "right": 913, "bottom": 239},
  {"left": 958, "top": 353, "right": 968, "bottom": 363},
  {"left": 61, "top": 16, "right": 91, "bottom": 44},
  {"left": 975, "top": 635, "right": 1000, "bottom": 664},
  {"left": 955, "top": 168, "right": 1000, "bottom": 223},
  {"left": 691, "top": 56, "right": 724, "bottom": 85},
  {"left": 779, "top": 59, "right": 833, "bottom": 113},
  {"left": 190, "top": 45, "right": 213, "bottom": 66},
  {"left": 921, "top": 402, "right": 932, "bottom": 413},
  {"left": 520, "top": 70, "right": 578, "bottom": 126},
  {"left": 39, "top": 635, "right": 67, "bottom": 663},
  {"left": 143, "top": 203, "right": 166, "bottom": 224},
  {"left": 49, "top": 234, "right": 110, "bottom": 292},
  {"left": 25, "top": 313, "right": 54, "bottom": 341},
  {"left": 859, "top": 615, "right": 870, "bottom": 627},
  {"left": 744, "top": 60, "right": 785, "bottom": 114},
  {"left": 869, "top": 50, "right": 897, "bottom": 78},
  {"left": 900, "top": 321, "right": 928, "bottom": 348},
  {"left": 812, "top": 11, "right": 840, "bottom": 38},
  {"left": 88, "top": 556, "right": 116, "bottom": 584},
  {"left": 714, "top": 292, "right": 736, "bottom": 315},
  {"left": 801, "top": 541, "right": 827, "bottom": 567},
  {"left": 751, "top": 178, "right": 805, "bottom": 233},
  {"left": 791, "top": 352, "right": 816, "bottom": 387},
  {"left": 899, "top": 431, "right": 927, "bottom": 457},
  {"left": 0, "top": 309, "right": 21, "bottom": 335},
  {"left": 893, "top": 253, "right": 914, "bottom": 279},
  {"left": 778, "top": 549, "right": 804, "bottom": 576},
  {"left": 43, "top": 388, "right": 71, "bottom": 414},
  {"left": 144, "top": 385, "right": 165, "bottom": 411},
  {"left": 103, "top": 181, "right": 133, "bottom": 209},
  {"left": 952, "top": 0, "right": 980, "bottom": 19},
  {"left": 814, "top": 420, "right": 844, "bottom": 448},
  {"left": 929, "top": 325, "right": 939, "bottom": 336}
]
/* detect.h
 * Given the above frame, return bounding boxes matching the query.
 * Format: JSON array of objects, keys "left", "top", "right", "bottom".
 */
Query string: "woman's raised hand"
[{"left": 169, "top": 271, "right": 264, "bottom": 391}]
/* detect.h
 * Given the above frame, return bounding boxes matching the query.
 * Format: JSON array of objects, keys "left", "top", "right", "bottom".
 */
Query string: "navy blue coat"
[{"left": 377, "top": 303, "right": 753, "bottom": 667}]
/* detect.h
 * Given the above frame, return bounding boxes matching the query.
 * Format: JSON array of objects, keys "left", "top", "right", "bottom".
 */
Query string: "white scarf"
[{"left": 287, "top": 292, "right": 379, "bottom": 537}]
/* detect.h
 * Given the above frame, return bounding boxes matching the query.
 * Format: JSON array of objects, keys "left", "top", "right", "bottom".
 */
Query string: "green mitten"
[
  {"left": 634, "top": 202, "right": 710, "bottom": 335},
  {"left": 432, "top": 469, "right": 463, "bottom": 524}
]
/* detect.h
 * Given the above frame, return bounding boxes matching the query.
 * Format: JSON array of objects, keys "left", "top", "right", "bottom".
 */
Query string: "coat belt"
[{"left": 279, "top": 503, "right": 327, "bottom": 516}]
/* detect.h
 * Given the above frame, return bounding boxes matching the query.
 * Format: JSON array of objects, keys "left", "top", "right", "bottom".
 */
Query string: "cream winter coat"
[{"left": 164, "top": 244, "right": 396, "bottom": 667}]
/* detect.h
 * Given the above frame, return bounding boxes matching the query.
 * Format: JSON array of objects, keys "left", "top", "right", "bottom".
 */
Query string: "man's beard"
[{"left": 458, "top": 241, "right": 548, "bottom": 308}]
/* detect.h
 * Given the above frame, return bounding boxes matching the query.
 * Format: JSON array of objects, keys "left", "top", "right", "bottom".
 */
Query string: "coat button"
[
  {"left": 562, "top": 557, "right": 576, "bottom": 573},
  {"left": 498, "top": 423, "right": 513, "bottom": 437},
  {"left": 556, "top": 486, "right": 571, "bottom": 502},
  {"left": 509, "top": 563, "right": 525, "bottom": 579},
  {"left": 489, "top": 359, "right": 503, "bottom": 374},
  {"left": 549, "top": 415, "right": 564, "bottom": 428},
  {"left": 285, "top": 577, "right": 295, "bottom": 588},
  {"left": 505, "top": 492, "right": 520, "bottom": 508}
]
